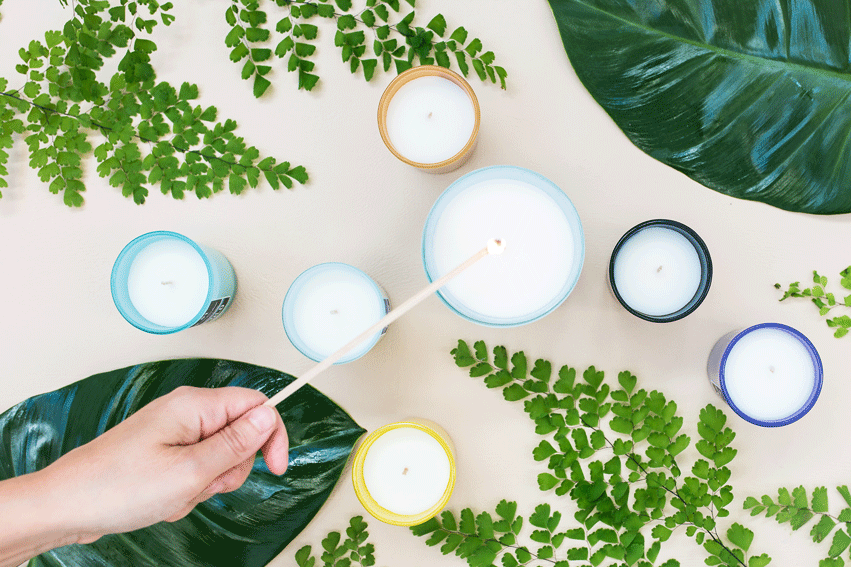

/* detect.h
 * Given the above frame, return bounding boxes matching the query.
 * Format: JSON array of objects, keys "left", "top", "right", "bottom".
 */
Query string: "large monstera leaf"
[
  {"left": 549, "top": 0, "right": 851, "bottom": 214},
  {"left": 0, "top": 359, "right": 365, "bottom": 567}
]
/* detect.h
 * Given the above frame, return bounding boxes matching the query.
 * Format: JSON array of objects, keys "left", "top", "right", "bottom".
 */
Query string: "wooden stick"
[{"left": 265, "top": 239, "right": 506, "bottom": 407}]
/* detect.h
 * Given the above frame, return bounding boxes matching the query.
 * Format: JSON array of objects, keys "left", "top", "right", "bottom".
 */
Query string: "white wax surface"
[
  {"left": 431, "top": 180, "right": 575, "bottom": 320},
  {"left": 612, "top": 227, "right": 702, "bottom": 316},
  {"left": 363, "top": 427, "right": 451, "bottom": 516},
  {"left": 290, "top": 267, "right": 385, "bottom": 360},
  {"left": 724, "top": 328, "right": 817, "bottom": 422},
  {"left": 127, "top": 239, "right": 209, "bottom": 327},
  {"left": 386, "top": 76, "right": 475, "bottom": 164}
]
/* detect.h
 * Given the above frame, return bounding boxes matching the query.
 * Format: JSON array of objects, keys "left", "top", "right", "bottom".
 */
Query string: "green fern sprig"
[
  {"left": 411, "top": 340, "right": 772, "bottom": 567},
  {"left": 775, "top": 268, "right": 851, "bottom": 338},
  {"left": 0, "top": 0, "right": 306, "bottom": 206},
  {"left": 745, "top": 486, "right": 851, "bottom": 567},
  {"left": 225, "top": 0, "right": 507, "bottom": 96},
  {"left": 295, "top": 516, "right": 376, "bottom": 567}
]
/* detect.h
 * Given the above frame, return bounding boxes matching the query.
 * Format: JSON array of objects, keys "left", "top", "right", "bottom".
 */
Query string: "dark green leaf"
[
  {"left": 547, "top": 0, "right": 851, "bottom": 213},
  {"left": 427, "top": 14, "right": 446, "bottom": 36},
  {"left": 253, "top": 76, "right": 271, "bottom": 98},
  {"left": 503, "top": 384, "right": 529, "bottom": 401},
  {"left": 495, "top": 500, "right": 516, "bottom": 521},
  {"left": 460, "top": 508, "right": 476, "bottom": 535},
  {"left": 410, "top": 517, "right": 440, "bottom": 537},
  {"left": 484, "top": 370, "right": 512, "bottom": 389},
  {"left": 469, "top": 362, "right": 492, "bottom": 378},
  {"left": 452, "top": 340, "right": 475, "bottom": 367},
  {"left": 1, "top": 359, "right": 365, "bottom": 567},
  {"left": 473, "top": 340, "right": 488, "bottom": 360}
]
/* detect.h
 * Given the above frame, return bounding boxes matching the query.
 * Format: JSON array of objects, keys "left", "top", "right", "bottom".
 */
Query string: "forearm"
[{"left": 0, "top": 469, "right": 79, "bottom": 567}]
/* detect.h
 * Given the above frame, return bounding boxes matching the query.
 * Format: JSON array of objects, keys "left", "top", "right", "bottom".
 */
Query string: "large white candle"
[
  {"left": 384, "top": 73, "right": 477, "bottom": 165},
  {"left": 362, "top": 427, "right": 452, "bottom": 516},
  {"left": 423, "top": 166, "right": 584, "bottom": 326},
  {"left": 283, "top": 264, "right": 389, "bottom": 363},
  {"left": 612, "top": 226, "right": 702, "bottom": 317},
  {"left": 127, "top": 239, "right": 210, "bottom": 328},
  {"left": 708, "top": 324, "right": 823, "bottom": 426}
]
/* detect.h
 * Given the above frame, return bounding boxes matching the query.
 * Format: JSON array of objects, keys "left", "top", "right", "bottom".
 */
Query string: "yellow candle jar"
[
  {"left": 377, "top": 66, "right": 480, "bottom": 174},
  {"left": 352, "top": 420, "right": 456, "bottom": 526}
]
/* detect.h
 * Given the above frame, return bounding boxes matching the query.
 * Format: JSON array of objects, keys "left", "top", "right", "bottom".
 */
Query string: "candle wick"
[
  {"left": 657, "top": 266, "right": 663, "bottom": 273},
  {"left": 402, "top": 467, "right": 409, "bottom": 476}
]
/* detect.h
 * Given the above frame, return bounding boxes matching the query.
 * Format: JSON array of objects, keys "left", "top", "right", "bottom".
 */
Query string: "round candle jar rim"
[
  {"left": 377, "top": 65, "right": 481, "bottom": 170},
  {"left": 608, "top": 219, "right": 712, "bottom": 323},
  {"left": 422, "top": 165, "right": 586, "bottom": 327},
  {"left": 110, "top": 230, "right": 216, "bottom": 334},
  {"left": 719, "top": 322, "right": 823, "bottom": 428},
  {"left": 282, "top": 262, "right": 387, "bottom": 364},
  {"left": 352, "top": 421, "right": 456, "bottom": 527}
]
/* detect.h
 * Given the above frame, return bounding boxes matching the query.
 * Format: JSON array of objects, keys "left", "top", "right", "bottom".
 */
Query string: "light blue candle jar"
[
  {"left": 707, "top": 323, "right": 823, "bottom": 427},
  {"left": 283, "top": 263, "right": 391, "bottom": 364},
  {"left": 111, "top": 231, "right": 237, "bottom": 334},
  {"left": 422, "top": 165, "right": 584, "bottom": 327}
]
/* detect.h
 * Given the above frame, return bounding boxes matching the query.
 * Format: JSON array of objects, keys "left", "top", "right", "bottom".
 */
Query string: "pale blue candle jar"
[
  {"left": 111, "top": 231, "right": 237, "bottom": 334},
  {"left": 422, "top": 165, "right": 585, "bottom": 327},
  {"left": 283, "top": 263, "right": 391, "bottom": 364}
]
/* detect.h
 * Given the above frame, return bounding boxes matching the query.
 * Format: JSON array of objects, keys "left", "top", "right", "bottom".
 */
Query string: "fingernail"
[{"left": 248, "top": 406, "right": 275, "bottom": 432}]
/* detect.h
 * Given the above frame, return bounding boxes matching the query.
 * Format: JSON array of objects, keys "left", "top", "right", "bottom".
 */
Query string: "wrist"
[{"left": 0, "top": 467, "right": 82, "bottom": 567}]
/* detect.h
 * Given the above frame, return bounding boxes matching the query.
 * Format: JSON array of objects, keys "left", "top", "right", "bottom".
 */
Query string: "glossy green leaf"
[
  {"left": 0, "top": 359, "right": 365, "bottom": 567},
  {"left": 548, "top": 0, "right": 851, "bottom": 214}
]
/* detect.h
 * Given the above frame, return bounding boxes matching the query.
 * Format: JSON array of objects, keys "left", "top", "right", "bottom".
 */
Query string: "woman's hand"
[{"left": 0, "top": 386, "right": 289, "bottom": 567}]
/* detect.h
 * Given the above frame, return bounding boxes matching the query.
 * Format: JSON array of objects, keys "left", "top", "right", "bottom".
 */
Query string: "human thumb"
[{"left": 190, "top": 405, "right": 277, "bottom": 482}]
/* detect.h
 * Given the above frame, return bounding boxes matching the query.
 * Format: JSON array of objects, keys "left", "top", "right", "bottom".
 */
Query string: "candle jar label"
[
  {"left": 191, "top": 297, "right": 233, "bottom": 327},
  {"left": 379, "top": 298, "right": 391, "bottom": 335}
]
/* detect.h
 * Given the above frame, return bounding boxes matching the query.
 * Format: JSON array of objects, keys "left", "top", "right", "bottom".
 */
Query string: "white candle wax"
[
  {"left": 362, "top": 427, "right": 452, "bottom": 516},
  {"left": 288, "top": 266, "right": 387, "bottom": 361},
  {"left": 385, "top": 75, "right": 476, "bottom": 164},
  {"left": 723, "top": 328, "right": 817, "bottom": 422},
  {"left": 612, "top": 227, "right": 702, "bottom": 316},
  {"left": 431, "top": 179, "right": 576, "bottom": 321},
  {"left": 127, "top": 239, "right": 209, "bottom": 327}
]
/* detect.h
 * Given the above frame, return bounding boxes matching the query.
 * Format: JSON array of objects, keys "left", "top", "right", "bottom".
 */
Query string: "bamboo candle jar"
[{"left": 378, "top": 66, "right": 480, "bottom": 174}]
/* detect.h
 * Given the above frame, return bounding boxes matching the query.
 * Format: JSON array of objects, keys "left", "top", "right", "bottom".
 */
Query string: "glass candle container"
[
  {"left": 111, "top": 231, "right": 237, "bottom": 334},
  {"left": 422, "top": 165, "right": 584, "bottom": 327},
  {"left": 282, "top": 263, "right": 390, "bottom": 364},
  {"left": 707, "top": 323, "right": 823, "bottom": 427},
  {"left": 609, "top": 220, "right": 712, "bottom": 323},
  {"left": 352, "top": 420, "right": 456, "bottom": 526},
  {"left": 378, "top": 65, "right": 480, "bottom": 174}
]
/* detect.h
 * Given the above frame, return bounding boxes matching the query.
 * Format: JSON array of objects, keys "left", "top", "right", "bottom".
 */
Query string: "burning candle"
[
  {"left": 422, "top": 165, "right": 584, "bottom": 327},
  {"left": 378, "top": 65, "right": 479, "bottom": 173},
  {"left": 352, "top": 420, "right": 456, "bottom": 526},
  {"left": 111, "top": 231, "right": 237, "bottom": 334},
  {"left": 609, "top": 220, "right": 712, "bottom": 322},
  {"left": 282, "top": 263, "right": 390, "bottom": 364},
  {"left": 707, "top": 323, "right": 823, "bottom": 427}
]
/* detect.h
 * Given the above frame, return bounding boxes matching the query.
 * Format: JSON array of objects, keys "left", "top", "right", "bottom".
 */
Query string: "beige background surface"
[{"left": 1, "top": 1, "right": 848, "bottom": 565}]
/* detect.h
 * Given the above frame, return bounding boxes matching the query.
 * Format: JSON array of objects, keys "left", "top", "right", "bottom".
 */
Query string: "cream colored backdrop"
[{"left": 1, "top": 1, "right": 848, "bottom": 565}]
